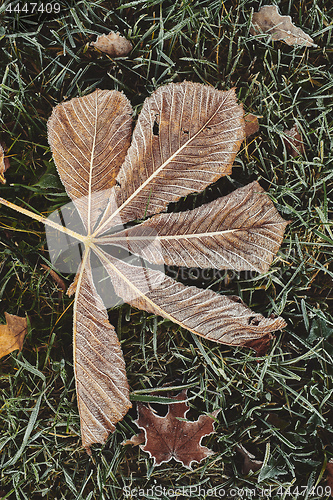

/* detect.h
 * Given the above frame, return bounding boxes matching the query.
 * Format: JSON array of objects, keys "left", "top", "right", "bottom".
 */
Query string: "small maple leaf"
[{"left": 135, "top": 390, "right": 219, "bottom": 468}]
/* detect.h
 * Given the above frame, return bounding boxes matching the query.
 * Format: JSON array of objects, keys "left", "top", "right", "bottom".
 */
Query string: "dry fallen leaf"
[
  {"left": 41, "top": 264, "right": 67, "bottom": 292},
  {"left": 0, "top": 143, "right": 10, "bottom": 184},
  {"left": 0, "top": 312, "right": 28, "bottom": 358},
  {"left": 242, "top": 329, "right": 274, "bottom": 356},
  {"left": 135, "top": 390, "right": 219, "bottom": 468},
  {"left": 91, "top": 31, "right": 132, "bottom": 57},
  {"left": 325, "top": 458, "right": 333, "bottom": 496},
  {"left": 236, "top": 444, "right": 263, "bottom": 475},
  {"left": 244, "top": 113, "right": 260, "bottom": 138},
  {"left": 283, "top": 123, "right": 305, "bottom": 157},
  {"left": 122, "top": 431, "right": 145, "bottom": 447},
  {"left": 0, "top": 82, "right": 288, "bottom": 452},
  {"left": 251, "top": 5, "right": 316, "bottom": 47},
  {"left": 104, "top": 181, "right": 285, "bottom": 274}
]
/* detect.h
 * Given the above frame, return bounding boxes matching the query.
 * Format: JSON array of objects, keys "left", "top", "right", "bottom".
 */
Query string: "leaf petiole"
[{"left": 0, "top": 197, "right": 88, "bottom": 244}]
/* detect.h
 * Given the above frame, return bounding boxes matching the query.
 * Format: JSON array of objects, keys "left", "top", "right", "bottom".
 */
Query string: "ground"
[{"left": 0, "top": 0, "right": 333, "bottom": 499}]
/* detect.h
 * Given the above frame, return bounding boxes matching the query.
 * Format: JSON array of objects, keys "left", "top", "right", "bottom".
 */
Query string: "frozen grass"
[{"left": 0, "top": 0, "right": 333, "bottom": 498}]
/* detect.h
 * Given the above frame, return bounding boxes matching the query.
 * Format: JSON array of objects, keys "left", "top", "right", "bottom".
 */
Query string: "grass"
[{"left": 0, "top": 0, "right": 333, "bottom": 498}]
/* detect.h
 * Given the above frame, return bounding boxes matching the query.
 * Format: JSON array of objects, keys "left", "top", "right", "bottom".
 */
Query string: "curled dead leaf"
[
  {"left": 244, "top": 113, "right": 260, "bottom": 138},
  {"left": 41, "top": 264, "right": 66, "bottom": 292},
  {"left": 91, "top": 31, "right": 132, "bottom": 57},
  {"left": 236, "top": 444, "right": 263, "bottom": 475},
  {"left": 0, "top": 312, "right": 28, "bottom": 358},
  {"left": 251, "top": 5, "right": 316, "bottom": 47},
  {"left": 283, "top": 123, "right": 305, "bottom": 157}
]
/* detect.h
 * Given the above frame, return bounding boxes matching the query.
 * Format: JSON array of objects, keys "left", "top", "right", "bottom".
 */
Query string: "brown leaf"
[
  {"left": 96, "top": 248, "right": 286, "bottom": 350},
  {"left": 250, "top": 5, "right": 316, "bottom": 47},
  {"left": 325, "top": 458, "right": 333, "bottom": 496},
  {"left": 283, "top": 123, "right": 305, "bottom": 157},
  {"left": 122, "top": 431, "right": 145, "bottom": 447},
  {"left": 0, "top": 312, "right": 27, "bottom": 358},
  {"left": 242, "top": 332, "right": 273, "bottom": 356},
  {"left": 236, "top": 444, "right": 263, "bottom": 475},
  {"left": 47, "top": 89, "right": 133, "bottom": 232},
  {"left": 40, "top": 264, "right": 66, "bottom": 292},
  {"left": 135, "top": 390, "right": 218, "bottom": 468},
  {"left": 99, "top": 181, "right": 288, "bottom": 274},
  {"left": 91, "top": 31, "right": 132, "bottom": 57},
  {"left": 95, "top": 82, "right": 245, "bottom": 231},
  {"left": 244, "top": 113, "right": 260, "bottom": 138},
  {"left": 73, "top": 252, "right": 131, "bottom": 454},
  {"left": 0, "top": 82, "right": 288, "bottom": 452},
  {"left": 0, "top": 143, "right": 10, "bottom": 185}
]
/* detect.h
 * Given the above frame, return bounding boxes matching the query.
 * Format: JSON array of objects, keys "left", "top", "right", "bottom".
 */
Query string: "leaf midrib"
[
  {"left": 87, "top": 91, "right": 99, "bottom": 236},
  {"left": 101, "top": 221, "right": 284, "bottom": 243}
]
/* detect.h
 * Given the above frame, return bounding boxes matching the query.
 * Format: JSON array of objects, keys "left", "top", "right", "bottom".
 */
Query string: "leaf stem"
[{"left": 0, "top": 197, "right": 88, "bottom": 243}]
